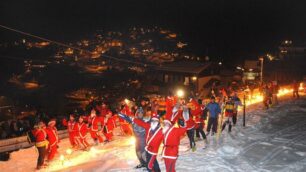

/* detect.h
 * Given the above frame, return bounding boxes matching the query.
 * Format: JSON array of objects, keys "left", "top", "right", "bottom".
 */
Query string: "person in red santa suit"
[
  {"left": 62, "top": 114, "right": 77, "bottom": 148},
  {"left": 88, "top": 109, "right": 104, "bottom": 145},
  {"left": 74, "top": 116, "right": 90, "bottom": 150},
  {"left": 119, "top": 101, "right": 133, "bottom": 136},
  {"left": 103, "top": 110, "right": 116, "bottom": 142},
  {"left": 165, "top": 96, "right": 175, "bottom": 120},
  {"left": 32, "top": 121, "right": 48, "bottom": 170},
  {"left": 191, "top": 98, "right": 207, "bottom": 146},
  {"left": 180, "top": 107, "right": 196, "bottom": 151},
  {"left": 164, "top": 102, "right": 182, "bottom": 126},
  {"left": 45, "top": 119, "right": 59, "bottom": 161},
  {"left": 96, "top": 102, "right": 109, "bottom": 117},
  {"left": 162, "top": 105, "right": 189, "bottom": 172},
  {"left": 119, "top": 112, "right": 163, "bottom": 172},
  {"left": 196, "top": 99, "right": 208, "bottom": 143}
]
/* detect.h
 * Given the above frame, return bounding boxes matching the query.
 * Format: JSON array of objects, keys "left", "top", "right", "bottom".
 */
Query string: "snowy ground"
[{"left": 1, "top": 95, "right": 306, "bottom": 172}]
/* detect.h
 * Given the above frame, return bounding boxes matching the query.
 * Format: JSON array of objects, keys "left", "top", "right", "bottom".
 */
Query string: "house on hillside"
[{"left": 144, "top": 61, "right": 222, "bottom": 98}]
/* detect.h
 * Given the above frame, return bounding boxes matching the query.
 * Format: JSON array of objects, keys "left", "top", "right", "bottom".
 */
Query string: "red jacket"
[
  {"left": 133, "top": 119, "right": 163, "bottom": 155},
  {"left": 162, "top": 126, "right": 187, "bottom": 159},
  {"left": 88, "top": 116, "right": 103, "bottom": 131},
  {"left": 189, "top": 98, "right": 201, "bottom": 117},
  {"left": 74, "top": 122, "right": 88, "bottom": 139},
  {"left": 32, "top": 128, "right": 48, "bottom": 147},
  {"left": 165, "top": 96, "right": 175, "bottom": 118},
  {"left": 104, "top": 116, "right": 116, "bottom": 133},
  {"left": 46, "top": 126, "right": 59, "bottom": 147},
  {"left": 165, "top": 109, "right": 182, "bottom": 125},
  {"left": 62, "top": 119, "right": 76, "bottom": 133},
  {"left": 185, "top": 116, "right": 195, "bottom": 130}
]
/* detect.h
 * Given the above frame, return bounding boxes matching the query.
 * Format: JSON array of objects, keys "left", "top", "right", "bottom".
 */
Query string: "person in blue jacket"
[
  {"left": 122, "top": 106, "right": 147, "bottom": 169},
  {"left": 206, "top": 96, "right": 221, "bottom": 136}
]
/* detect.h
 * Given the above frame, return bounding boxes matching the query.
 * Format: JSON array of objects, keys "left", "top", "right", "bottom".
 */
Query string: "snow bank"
[{"left": 1, "top": 95, "right": 306, "bottom": 172}]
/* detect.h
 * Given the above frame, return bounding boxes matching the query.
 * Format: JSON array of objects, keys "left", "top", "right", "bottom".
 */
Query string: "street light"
[
  {"left": 124, "top": 98, "right": 130, "bottom": 104},
  {"left": 176, "top": 89, "right": 185, "bottom": 98}
]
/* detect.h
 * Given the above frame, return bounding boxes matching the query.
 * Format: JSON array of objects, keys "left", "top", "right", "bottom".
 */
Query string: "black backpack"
[{"left": 26, "top": 131, "right": 36, "bottom": 143}]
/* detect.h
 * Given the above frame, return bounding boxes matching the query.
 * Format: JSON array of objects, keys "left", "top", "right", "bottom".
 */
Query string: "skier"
[
  {"left": 62, "top": 114, "right": 77, "bottom": 148},
  {"left": 121, "top": 106, "right": 147, "bottom": 168},
  {"left": 195, "top": 99, "right": 207, "bottom": 144},
  {"left": 221, "top": 97, "right": 236, "bottom": 132},
  {"left": 161, "top": 105, "right": 189, "bottom": 172},
  {"left": 74, "top": 116, "right": 90, "bottom": 150},
  {"left": 119, "top": 102, "right": 133, "bottom": 136},
  {"left": 32, "top": 121, "right": 48, "bottom": 170},
  {"left": 103, "top": 110, "right": 116, "bottom": 142},
  {"left": 231, "top": 93, "right": 242, "bottom": 125},
  {"left": 206, "top": 96, "right": 221, "bottom": 136},
  {"left": 45, "top": 119, "right": 59, "bottom": 161},
  {"left": 119, "top": 112, "right": 163, "bottom": 172},
  {"left": 88, "top": 110, "right": 104, "bottom": 145},
  {"left": 262, "top": 84, "right": 272, "bottom": 109},
  {"left": 293, "top": 80, "right": 300, "bottom": 99},
  {"left": 272, "top": 81, "right": 279, "bottom": 105},
  {"left": 185, "top": 108, "right": 196, "bottom": 151}
]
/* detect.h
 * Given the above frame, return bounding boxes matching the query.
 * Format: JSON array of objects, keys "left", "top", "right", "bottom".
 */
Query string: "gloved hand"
[{"left": 118, "top": 113, "right": 133, "bottom": 123}]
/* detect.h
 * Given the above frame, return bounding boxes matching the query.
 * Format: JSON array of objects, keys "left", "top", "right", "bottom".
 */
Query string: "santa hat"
[
  {"left": 48, "top": 119, "right": 56, "bottom": 126},
  {"left": 151, "top": 112, "right": 159, "bottom": 121},
  {"left": 165, "top": 103, "right": 181, "bottom": 125}
]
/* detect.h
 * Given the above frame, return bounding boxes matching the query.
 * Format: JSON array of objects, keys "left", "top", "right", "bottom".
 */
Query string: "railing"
[{"left": 0, "top": 130, "right": 68, "bottom": 153}]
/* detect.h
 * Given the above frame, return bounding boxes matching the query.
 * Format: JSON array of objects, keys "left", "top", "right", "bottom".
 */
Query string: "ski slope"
[{"left": 1, "top": 95, "right": 306, "bottom": 172}]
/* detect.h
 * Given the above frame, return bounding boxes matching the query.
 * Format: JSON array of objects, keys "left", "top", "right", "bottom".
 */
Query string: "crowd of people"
[
  {"left": 2, "top": 79, "right": 304, "bottom": 171},
  {"left": 0, "top": 119, "right": 32, "bottom": 139},
  {"left": 29, "top": 88, "right": 243, "bottom": 171}
]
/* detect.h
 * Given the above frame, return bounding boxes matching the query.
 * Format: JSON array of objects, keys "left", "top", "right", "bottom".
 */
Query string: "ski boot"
[{"left": 228, "top": 124, "right": 232, "bottom": 132}]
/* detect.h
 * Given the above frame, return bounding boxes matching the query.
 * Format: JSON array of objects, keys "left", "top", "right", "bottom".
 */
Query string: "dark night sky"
[{"left": 1, "top": 0, "right": 306, "bottom": 61}]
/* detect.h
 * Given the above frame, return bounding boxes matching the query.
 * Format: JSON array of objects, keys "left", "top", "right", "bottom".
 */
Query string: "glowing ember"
[
  {"left": 299, "top": 82, "right": 304, "bottom": 91},
  {"left": 59, "top": 154, "right": 65, "bottom": 161},
  {"left": 66, "top": 148, "right": 73, "bottom": 155},
  {"left": 90, "top": 147, "right": 97, "bottom": 152}
]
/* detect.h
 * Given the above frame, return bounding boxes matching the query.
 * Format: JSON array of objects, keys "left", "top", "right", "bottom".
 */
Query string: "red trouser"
[
  {"left": 164, "top": 158, "right": 177, "bottom": 172},
  {"left": 120, "top": 123, "right": 133, "bottom": 136},
  {"left": 68, "top": 132, "right": 76, "bottom": 146},
  {"left": 90, "top": 130, "right": 103, "bottom": 143},
  {"left": 47, "top": 144, "right": 58, "bottom": 161},
  {"left": 148, "top": 154, "right": 157, "bottom": 170},
  {"left": 103, "top": 131, "right": 113, "bottom": 141}
]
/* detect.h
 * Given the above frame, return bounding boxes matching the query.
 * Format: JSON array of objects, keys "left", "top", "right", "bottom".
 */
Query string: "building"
[{"left": 144, "top": 61, "right": 221, "bottom": 98}]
